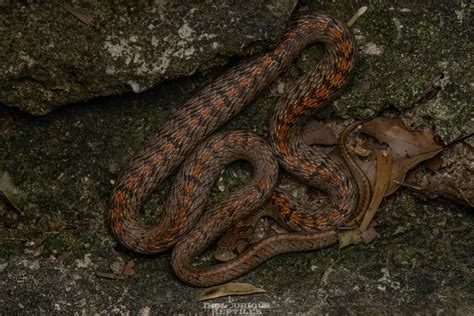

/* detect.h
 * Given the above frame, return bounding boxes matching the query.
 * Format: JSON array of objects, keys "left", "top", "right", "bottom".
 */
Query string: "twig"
[
  {"left": 442, "top": 225, "right": 468, "bottom": 233},
  {"left": 4, "top": 237, "right": 29, "bottom": 242},
  {"left": 393, "top": 180, "right": 422, "bottom": 191},
  {"left": 454, "top": 186, "right": 474, "bottom": 208},
  {"left": 95, "top": 272, "right": 125, "bottom": 280},
  {"left": 63, "top": 2, "right": 93, "bottom": 25},
  {"left": 347, "top": 6, "right": 368, "bottom": 27},
  {"left": 444, "top": 132, "right": 474, "bottom": 150},
  {"left": 394, "top": 180, "right": 473, "bottom": 208}
]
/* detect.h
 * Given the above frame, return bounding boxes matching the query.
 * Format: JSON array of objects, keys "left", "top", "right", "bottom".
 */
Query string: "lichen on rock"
[{"left": 0, "top": 1, "right": 297, "bottom": 115}]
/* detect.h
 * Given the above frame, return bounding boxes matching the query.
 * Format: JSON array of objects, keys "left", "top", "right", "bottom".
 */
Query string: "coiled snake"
[{"left": 109, "top": 12, "right": 368, "bottom": 287}]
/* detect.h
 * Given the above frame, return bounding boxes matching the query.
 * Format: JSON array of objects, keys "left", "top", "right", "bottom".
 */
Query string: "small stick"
[
  {"left": 95, "top": 272, "right": 125, "bottom": 280},
  {"left": 347, "top": 6, "right": 368, "bottom": 27}
]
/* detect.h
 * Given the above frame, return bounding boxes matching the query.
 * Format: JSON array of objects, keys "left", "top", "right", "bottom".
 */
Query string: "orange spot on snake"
[
  {"left": 278, "top": 142, "right": 288, "bottom": 152},
  {"left": 114, "top": 220, "right": 123, "bottom": 231},
  {"left": 330, "top": 26, "right": 343, "bottom": 39},
  {"left": 187, "top": 117, "right": 199, "bottom": 128},
  {"left": 111, "top": 207, "right": 121, "bottom": 218},
  {"left": 339, "top": 41, "right": 351, "bottom": 56},
  {"left": 313, "top": 86, "right": 330, "bottom": 98},
  {"left": 248, "top": 191, "right": 258, "bottom": 200},
  {"left": 279, "top": 204, "right": 291, "bottom": 215},
  {"left": 302, "top": 97, "right": 316, "bottom": 107},
  {"left": 239, "top": 77, "right": 251, "bottom": 86},
  {"left": 288, "top": 156, "right": 299, "bottom": 166},
  {"left": 338, "top": 58, "right": 349, "bottom": 71},
  {"left": 185, "top": 182, "right": 194, "bottom": 194},
  {"left": 114, "top": 191, "right": 126, "bottom": 203},
  {"left": 274, "top": 44, "right": 285, "bottom": 55},
  {"left": 153, "top": 154, "right": 162, "bottom": 164},
  {"left": 140, "top": 164, "right": 151, "bottom": 176},
  {"left": 303, "top": 217, "right": 313, "bottom": 227},
  {"left": 163, "top": 143, "right": 174, "bottom": 153},
  {"left": 182, "top": 195, "right": 190, "bottom": 206},
  {"left": 300, "top": 21, "right": 311, "bottom": 30},
  {"left": 199, "top": 107, "right": 212, "bottom": 117},
  {"left": 332, "top": 176, "right": 342, "bottom": 185},
  {"left": 271, "top": 194, "right": 282, "bottom": 206},
  {"left": 339, "top": 187, "right": 349, "bottom": 196},
  {"left": 191, "top": 164, "right": 201, "bottom": 177},
  {"left": 316, "top": 217, "right": 327, "bottom": 226},
  {"left": 168, "top": 224, "right": 181, "bottom": 234},
  {"left": 293, "top": 104, "right": 305, "bottom": 115},
  {"left": 213, "top": 97, "right": 224, "bottom": 108},
  {"left": 315, "top": 20, "right": 327, "bottom": 30},
  {"left": 274, "top": 127, "right": 286, "bottom": 142},
  {"left": 228, "top": 134, "right": 240, "bottom": 142},
  {"left": 290, "top": 212, "right": 302, "bottom": 223},
  {"left": 263, "top": 56, "right": 273, "bottom": 66},
  {"left": 226, "top": 87, "right": 239, "bottom": 97},
  {"left": 329, "top": 210, "right": 340, "bottom": 221},
  {"left": 303, "top": 164, "right": 316, "bottom": 174},
  {"left": 319, "top": 169, "right": 331, "bottom": 177},
  {"left": 178, "top": 207, "right": 186, "bottom": 220},
  {"left": 175, "top": 128, "right": 187, "bottom": 140},
  {"left": 330, "top": 73, "right": 344, "bottom": 86},
  {"left": 259, "top": 179, "right": 269, "bottom": 188},
  {"left": 126, "top": 177, "right": 138, "bottom": 190},
  {"left": 271, "top": 191, "right": 281, "bottom": 201},
  {"left": 201, "top": 149, "right": 212, "bottom": 161},
  {"left": 251, "top": 66, "right": 263, "bottom": 76},
  {"left": 283, "top": 113, "right": 295, "bottom": 125}
]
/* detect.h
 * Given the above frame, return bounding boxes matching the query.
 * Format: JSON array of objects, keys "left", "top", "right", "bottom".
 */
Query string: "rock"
[{"left": 0, "top": 1, "right": 297, "bottom": 115}]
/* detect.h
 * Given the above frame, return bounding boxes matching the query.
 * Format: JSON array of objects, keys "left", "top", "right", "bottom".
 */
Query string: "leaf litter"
[
  {"left": 304, "top": 116, "right": 458, "bottom": 247},
  {"left": 203, "top": 115, "right": 458, "bottom": 297}
]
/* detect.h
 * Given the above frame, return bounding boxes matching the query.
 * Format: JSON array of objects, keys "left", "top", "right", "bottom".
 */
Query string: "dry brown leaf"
[
  {"left": 302, "top": 120, "right": 338, "bottom": 146},
  {"left": 122, "top": 260, "right": 136, "bottom": 276},
  {"left": 338, "top": 228, "right": 362, "bottom": 248},
  {"left": 110, "top": 258, "right": 125, "bottom": 275},
  {"left": 63, "top": 3, "right": 94, "bottom": 25},
  {"left": 361, "top": 225, "right": 379, "bottom": 244},
  {"left": 197, "top": 283, "right": 265, "bottom": 301},
  {"left": 359, "top": 118, "right": 444, "bottom": 196},
  {"left": 360, "top": 149, "right": 392, "bottom": 232}
]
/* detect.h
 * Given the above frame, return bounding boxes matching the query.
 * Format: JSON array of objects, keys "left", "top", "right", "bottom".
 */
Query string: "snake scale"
[{"left": 109, "top": 12, "right": 365, "bottom": 287}]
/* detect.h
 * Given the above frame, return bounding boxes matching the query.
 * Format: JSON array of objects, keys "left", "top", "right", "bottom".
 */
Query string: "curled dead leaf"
[
  {"left": 358, "top": 117, "right": 444, "bottom": 196},
  {"left": 110, "top": 259, "right": 124, "bottom": 275},
  {"left": 336, "top": 117, "right": 445, "bottom": 238},
  {"left": 197, "top": 283, "right": 265, "bottom": 301}
]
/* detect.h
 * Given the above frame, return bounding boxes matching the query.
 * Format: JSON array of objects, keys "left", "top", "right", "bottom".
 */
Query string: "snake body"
[{"left": 109, "top": 12, "right": 359, "bottom": 287}]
